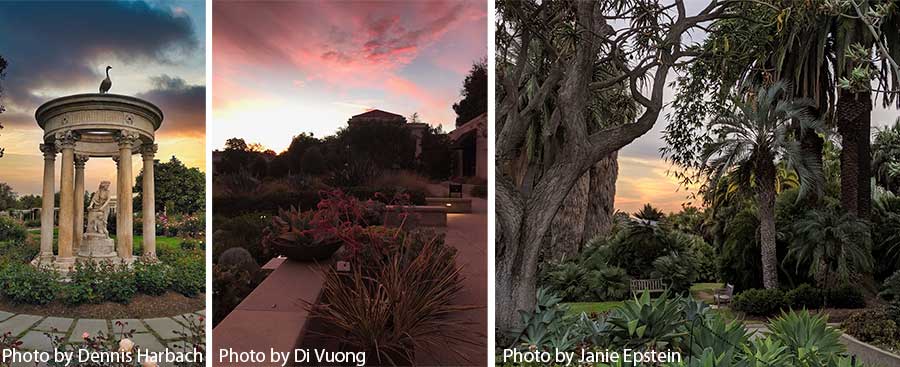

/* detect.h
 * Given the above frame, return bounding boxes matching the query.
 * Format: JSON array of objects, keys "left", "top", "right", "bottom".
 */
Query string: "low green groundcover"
[{"left": 0, "top": 238, "right": 204, "bottom": 306}]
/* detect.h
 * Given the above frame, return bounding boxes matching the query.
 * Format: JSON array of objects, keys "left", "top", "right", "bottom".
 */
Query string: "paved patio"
[
  {"left": 416, "top": 197, "right": 488, "bottom": 366},
  {"left": 0, "top": 309, "right": 204, "bottom": 357}
]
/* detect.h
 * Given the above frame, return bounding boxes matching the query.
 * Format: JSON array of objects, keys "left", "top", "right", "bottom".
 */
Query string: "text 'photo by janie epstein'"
[
  {"left": 0, "top": 1, "right": 207, "bottom": 366},
  {"left": 496, "top": 0, "right": 900, "bottom": 366},
  {"left": 210, "top": 0, "right": 488, "bottom": 366}
]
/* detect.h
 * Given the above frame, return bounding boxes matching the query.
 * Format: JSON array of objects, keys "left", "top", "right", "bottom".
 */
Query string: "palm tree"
[
  {"left": 786, "top": 208, "right": 873, "bottom": 287},
  {"left": 702, "top": 82, "right": 823, "bottom": 289}
]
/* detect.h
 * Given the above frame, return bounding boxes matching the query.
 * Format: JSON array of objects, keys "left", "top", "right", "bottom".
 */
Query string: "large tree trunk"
[
  {"left": 584, "top": 152, "right": 618, "bottom": 240},
  {"left": 494, "top": 0, "right": 691, "bottom": 335},
  {"left": 836, "top": 89, "right": 872, "bottom": 216},
  {"left": 547, "top": 172, "right": 589, "bottom": 262},
  {"left": 756, "top": 155, "right": 779, "bottom": 289}
]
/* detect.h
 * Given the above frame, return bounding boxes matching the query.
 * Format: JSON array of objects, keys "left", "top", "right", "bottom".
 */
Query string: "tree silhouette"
[{"left": 452, "top": 59, "right": 487, "bottom": 127}]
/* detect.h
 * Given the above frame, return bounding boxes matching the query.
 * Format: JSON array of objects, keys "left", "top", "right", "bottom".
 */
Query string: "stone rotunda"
[{"left": 33, "top": 94, "right": 163, "bottom": 273}]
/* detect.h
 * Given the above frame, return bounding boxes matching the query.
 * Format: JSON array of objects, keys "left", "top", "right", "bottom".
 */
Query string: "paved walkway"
[
  {"left": 0, "top": 309, "right": 204, "bottom": 357},
  {"left": 416, "top": 197, "right": 488, "bottom": 366}
]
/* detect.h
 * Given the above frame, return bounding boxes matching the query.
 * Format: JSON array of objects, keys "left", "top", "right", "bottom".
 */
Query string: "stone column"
[
  {"left": 141, "top": 144, "right": 158, "bottom": 260},
  {"left": 39, "top": 143, "right": 56, "bottom": 261},
  {"left": 115, "top": 131, "right": 139, "bottom": 260},
  {"left": 56, "top": 132, "right": 78, "bottom": 263},
  {"left": 73, "top": 155, "right": 88, "bottom": 254}
]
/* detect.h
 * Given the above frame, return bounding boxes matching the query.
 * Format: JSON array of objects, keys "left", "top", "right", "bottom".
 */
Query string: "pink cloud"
[{"left": 213, "top": 0, "right": 487, "bottom": 118}]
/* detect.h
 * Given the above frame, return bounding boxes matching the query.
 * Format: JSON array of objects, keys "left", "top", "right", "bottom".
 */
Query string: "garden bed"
[
  {"left": 0, "top": 291, "right": 204, "bottom": 319},
  {"left": 840, "top": 332, "right": 900, "bottom": 366}
]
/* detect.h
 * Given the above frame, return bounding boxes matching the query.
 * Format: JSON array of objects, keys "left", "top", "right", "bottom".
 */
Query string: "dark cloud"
[
  {"left": 136, "top": 75, "right": 205, "bottom": 137},
  {"left": 0, "top": 1, "right": 199, "bottom": 112}
]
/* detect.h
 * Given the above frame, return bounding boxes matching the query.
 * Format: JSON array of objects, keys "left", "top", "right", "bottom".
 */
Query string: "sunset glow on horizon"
[{"left": 212, "top": 0, "right": 488, "bottom": 153}]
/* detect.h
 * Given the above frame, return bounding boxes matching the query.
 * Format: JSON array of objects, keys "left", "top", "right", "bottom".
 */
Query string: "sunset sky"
[
  {"left": 0, "top": 1, "right": 205, "bottom": 196},
  {"left": 212, "top": 0, "right": 487, "bottom": 152}
]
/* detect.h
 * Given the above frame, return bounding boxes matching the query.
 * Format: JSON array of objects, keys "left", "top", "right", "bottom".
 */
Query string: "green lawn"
[
  {"left": 562, "top": 283, "right": 727, "bottom": 316},
  {"left": 564, "top": 301, "right": 624, "bottom": 315},
  {"left": 690, "top": 283, "right": 724, "bottom": 300},
  {"left": 26, "top": 228, "right": 182, "bottom": 255}
]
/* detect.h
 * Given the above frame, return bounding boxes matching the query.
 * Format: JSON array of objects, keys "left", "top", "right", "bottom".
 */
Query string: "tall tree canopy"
[
  {"left": 135, "top": 156, "right": 205, "bottom": 215},
  {"left": 453, "top": 59, "right": 487, "bottom": 127},
  {"left": 664, "top": 0, "right": 900, "bottom": 217},
  {"left": 495, "top": 0, "right": 728, "bottom": 334}
]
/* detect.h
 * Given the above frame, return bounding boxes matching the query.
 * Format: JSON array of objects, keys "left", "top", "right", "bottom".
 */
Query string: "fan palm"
[
  {"left": 786, "top": 209, "right": 874, "bottom": 286},
  {"left": 702, "top": 81, "right": 823, "bottom": 289}
]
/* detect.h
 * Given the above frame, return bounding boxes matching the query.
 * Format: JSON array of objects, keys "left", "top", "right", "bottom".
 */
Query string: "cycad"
[{"left": 786, "top": 208, "right": 873, "bottom": 286}]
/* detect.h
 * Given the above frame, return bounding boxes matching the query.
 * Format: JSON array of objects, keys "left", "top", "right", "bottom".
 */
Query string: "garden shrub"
[
  {"left": 827, "top": 285, "right": 866, "bottom": 309},
  {"left": 101, "top": 263, "right": 136, "bottom": 304},
  {"left": 134, "top": 260, "right": 171, "bottom": 296},
  {"left": 212, "top": 264, "right": 257, "bottom": 327},
  {"left": 842, "top": 308, "right": 900, "bottom": 349},
  {"left": 651, "top": 253, "right": 696, "bottom": 294},
  {"left": 732, "top": 288, "right": 788, "bottom": 316},
  {"left": 212, "top": 212, "right": 270, "bottom": 265},
  {"left": 0, "top": 216, "right": 27, "bottom": 243},
  {"left": 180, "top": 239, "right": 203, "bottom": 251},
  {"left": 716, "top": 207, "right": 764, "bottom": 291},
  {"left": 682, "top": 233, "right": 717, "bottom": 282},
  {"left": 786, "top": 284, "right": 824, "bottom": 309},
  {"left": 544, "top": 262, "right": 588, "bottom": 301},
  {"left": 605, "top": 221, "right": 678, "bottom": 277},
  {"left": 62, "top": 261, "right": 104, "bottom": 305},
  {"left": 168, "top": 253, "right": 205, "bottom": 297},
  {"left": 584, "top": 265, "right": 630, "bottom": 302},
  {"left": 880, "top": 269, "right": 900, "bottom": 302},
  {"left": 0, "top": 239, "right": 39, "bottom": 267},
  {"left": 0, "top": 262, "right": 59, "bottom": 305}
]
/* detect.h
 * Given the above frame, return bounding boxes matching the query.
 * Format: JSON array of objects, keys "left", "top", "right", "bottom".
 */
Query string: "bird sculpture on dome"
[{"left": 99, "top": 65, "right": 112, "bottom": 94}]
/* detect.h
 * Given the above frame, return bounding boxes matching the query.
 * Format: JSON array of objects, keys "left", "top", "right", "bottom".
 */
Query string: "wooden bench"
[
  {"left": 714, "top": 283, "right": 734, "bottom": 307},
  {"left": 630, "top": 279, "right": 666, "bottom": 296}
]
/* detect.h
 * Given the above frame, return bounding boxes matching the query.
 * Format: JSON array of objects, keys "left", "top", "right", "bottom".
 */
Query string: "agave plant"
[
  {"left": 507, "top": 287, "right": 579, "bottom": 352},
  {"left": 765, "top": 310, "right": 845, "bottom": 366},
  {"left": 606, "top": 290, "right": 687, "bottom": 350}
]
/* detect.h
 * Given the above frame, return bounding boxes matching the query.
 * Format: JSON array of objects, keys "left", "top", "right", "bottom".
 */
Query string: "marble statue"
[{"left": 86, "top": 181, "right": 111, "bottom": 235}]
